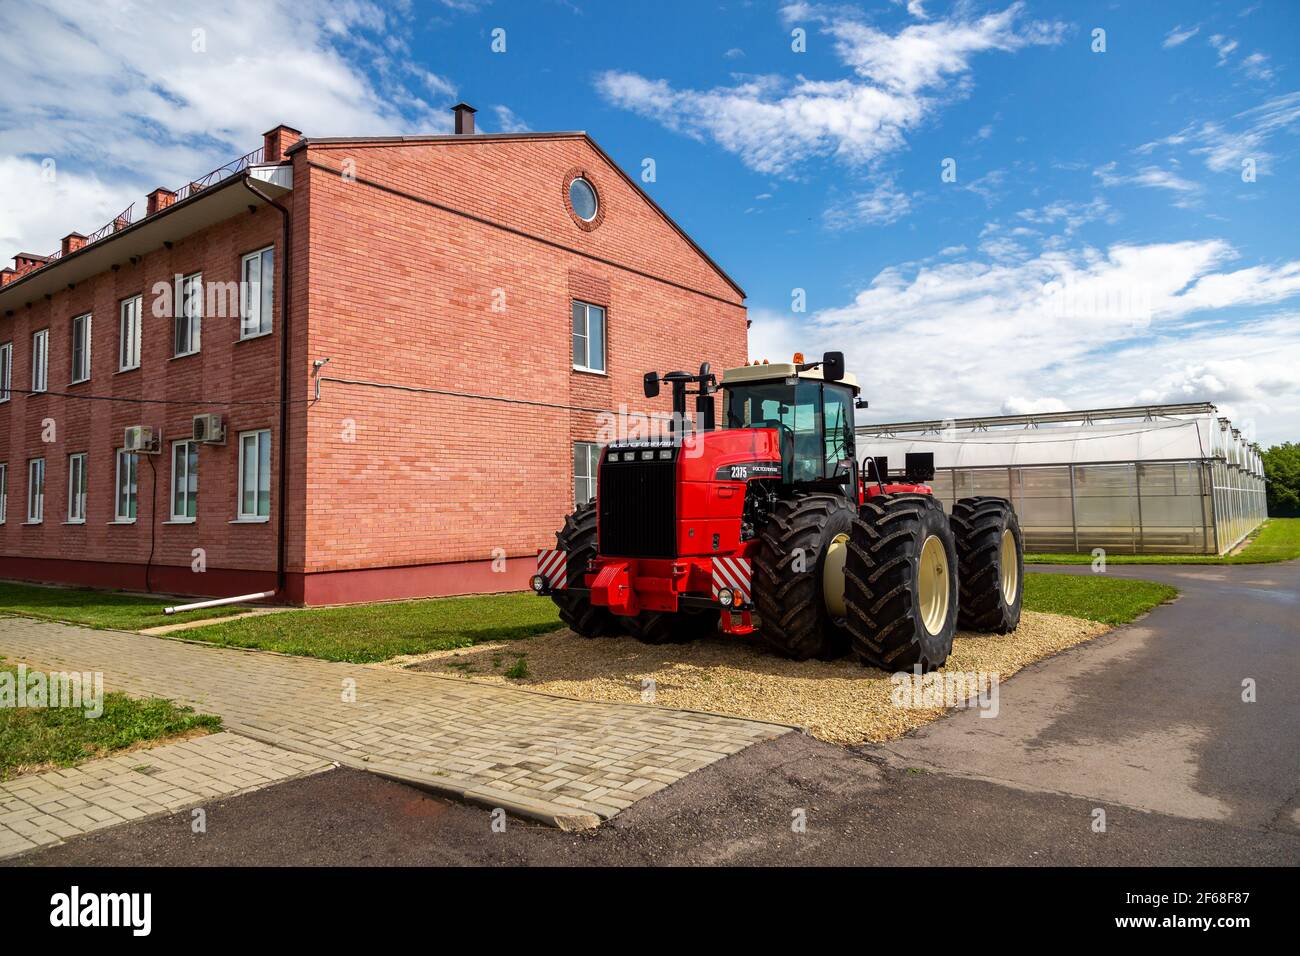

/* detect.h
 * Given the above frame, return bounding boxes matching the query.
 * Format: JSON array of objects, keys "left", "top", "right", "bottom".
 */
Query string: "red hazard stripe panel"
[
  {"left": 711, "top": 556, "right": 751, "bottom": 605},
  {"left": 536, "top": 549, "right": 567, "bottom": 589}
]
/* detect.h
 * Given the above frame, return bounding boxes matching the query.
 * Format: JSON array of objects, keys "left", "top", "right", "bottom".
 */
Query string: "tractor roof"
[{"left": 721, "top": 362, "right": 860, "bottom": 393}]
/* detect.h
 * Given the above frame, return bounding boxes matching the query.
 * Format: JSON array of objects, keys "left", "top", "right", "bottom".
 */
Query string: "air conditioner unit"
[
  {"left": 123, "top": 425, "right": 159, "bottom": 454},
  {"left": 192, "top": 413, "right": 225, "bottom": 444}
]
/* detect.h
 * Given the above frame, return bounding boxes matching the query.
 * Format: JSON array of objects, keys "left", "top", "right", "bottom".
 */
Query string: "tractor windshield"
[{"left": 723, "top": 378, "right": 855, "bottom": 485}]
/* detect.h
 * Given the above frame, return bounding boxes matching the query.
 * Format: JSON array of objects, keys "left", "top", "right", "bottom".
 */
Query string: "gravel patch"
[{"left": 390, "top": 611, "right": 1108, "bottom": 745}]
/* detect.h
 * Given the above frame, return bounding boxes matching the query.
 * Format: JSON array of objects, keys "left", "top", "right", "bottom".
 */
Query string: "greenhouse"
[{"left": 857, "top": 403, "right": 1267, "bottom": 555}]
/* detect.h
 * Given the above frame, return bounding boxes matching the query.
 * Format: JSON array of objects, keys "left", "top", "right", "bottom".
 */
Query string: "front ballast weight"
[{"left": 533, "top": 543, "right": 756, "bottom": 641}]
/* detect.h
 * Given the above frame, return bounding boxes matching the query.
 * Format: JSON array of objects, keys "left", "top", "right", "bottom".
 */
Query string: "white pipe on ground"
[{"left": 164, "top": 591, "right": 277, "bottom": 615}]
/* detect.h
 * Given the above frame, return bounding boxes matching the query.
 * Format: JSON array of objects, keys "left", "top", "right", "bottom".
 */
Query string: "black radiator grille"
[{"left": 598, "top": 448, "right": 678, "bottom": 558}]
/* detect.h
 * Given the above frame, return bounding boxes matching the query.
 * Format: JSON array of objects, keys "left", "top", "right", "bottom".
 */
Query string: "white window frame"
[
  {"left": 27, "top": 457, "right": 44, "bottom": 523},
  {"left": 574, "top": 442, "right": 599, "bottom": 506},
  {"left": 171, "top": 440, "right": 198, "bottom": 522},
  {"left": 70, "top": 312, "right": 92, "bottom": 383},
  {"left": 31, "top": 328, "right": 48, "bottom": 393},
  {"left": 237, "top": 429, "right": 272, "bottom": 520},
  {"left": 0, "top": 341, "right": 11, "bottom": 402},
  {"left": 175, "top": 272, "right": 202, "bottom": 357},
  {"left": 114, "top": 448, "right": 138, "bottom": 523},
  {"left": 119, "top": 295, "right": 142, "bottom": 371},
  {"left": 0, "top": 462, "right": 7, "bottom": 524},
  {"left": 67, "top": 452, "right": 87, "bottom": 523},
  {"left": 571, "top": 301, "right": 606, "bottom": 374},
  {"left": 240, "top": 246, "right": 275, "bottom": 339}
]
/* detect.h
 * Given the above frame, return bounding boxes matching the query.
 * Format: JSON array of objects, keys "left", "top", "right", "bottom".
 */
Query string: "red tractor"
[{"left": 532, "top": 352, "right": 1023, "bottom": 671}]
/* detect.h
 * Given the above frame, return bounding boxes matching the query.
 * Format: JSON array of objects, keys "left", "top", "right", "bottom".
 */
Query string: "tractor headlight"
[
  {"left": 717, "top": 587, "right": 735, "bottom": 607},
  {"left": 530, "top": 574, "right": 546, "bottom": 592}
]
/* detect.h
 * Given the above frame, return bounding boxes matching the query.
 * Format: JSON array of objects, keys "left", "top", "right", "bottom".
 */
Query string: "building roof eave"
[{"left": 0, "top": 165, "right": 292, "bottom": 313}]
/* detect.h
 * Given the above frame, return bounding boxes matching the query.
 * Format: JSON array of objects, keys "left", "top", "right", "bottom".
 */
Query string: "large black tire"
[
  {"left": 951, "top": 496, "right": 1024, "bottom": 633},
  {"left": 550, "top": 503, "right": 620, "bottom": 638},
  {"left": 845, "top": 494, "right": 959, "bottom": 672},
  {"left": 620, "top": 608, "right": 720, "bottom": 645},
  {"left": 752, "top": 493, "right": 857, "bottom": 660}
]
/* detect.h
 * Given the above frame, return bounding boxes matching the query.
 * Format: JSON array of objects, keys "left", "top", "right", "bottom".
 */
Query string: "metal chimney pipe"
[{"left": 452, "top": 102, "right": 477, "bottom": 134}]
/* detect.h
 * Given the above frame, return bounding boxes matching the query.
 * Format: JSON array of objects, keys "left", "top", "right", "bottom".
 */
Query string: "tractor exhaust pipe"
[{"left": 645, "top": 363, "right": 716, "bottom": 436}]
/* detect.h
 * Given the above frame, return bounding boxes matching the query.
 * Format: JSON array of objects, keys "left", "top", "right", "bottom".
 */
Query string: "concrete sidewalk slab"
[
  {"left": 0, "top": 618, "right": 790, "bottom": 830},
  {"left": 0, "top": 731, "right": 331, "bottom": 860}
]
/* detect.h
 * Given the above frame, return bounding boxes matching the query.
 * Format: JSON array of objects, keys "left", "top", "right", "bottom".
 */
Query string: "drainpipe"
[{"left": 244, "top": 177, "right": 292, "bottom": 600}]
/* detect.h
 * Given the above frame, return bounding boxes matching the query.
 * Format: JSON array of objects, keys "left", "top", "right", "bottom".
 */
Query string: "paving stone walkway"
[
  {"left": 0, "top": 618, "right": 790, "bottom": 829},
  {"left": 0, "top": 732, "right": 331, "bottom": 860}
]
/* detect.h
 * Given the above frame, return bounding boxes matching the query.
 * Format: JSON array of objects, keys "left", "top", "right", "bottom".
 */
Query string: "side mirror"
[
  {"left": 643, "top": 372, "right": 660, "bottom": 399},
  {"left": 822, "top": 351, "right": 845, "bottom": 382}
]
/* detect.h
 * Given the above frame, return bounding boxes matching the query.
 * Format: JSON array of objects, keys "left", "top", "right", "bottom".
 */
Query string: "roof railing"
[
  {"left": 173, "top": 146, "right": 265, "bottom": 203},
  {"left": 23, "top": 144, "right": 266, "bottom": 277}
]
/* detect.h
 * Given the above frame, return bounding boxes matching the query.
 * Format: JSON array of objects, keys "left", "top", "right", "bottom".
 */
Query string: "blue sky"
[{"left": 2, "top": 0, "right": 1298, "bottom": 441}]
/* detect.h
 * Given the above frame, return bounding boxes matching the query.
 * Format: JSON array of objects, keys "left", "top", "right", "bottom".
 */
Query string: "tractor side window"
[
  {"left": 823, "top": 385, "right": 854, "bottom": 479},
  {"left": 789, "top": 380, "right": 823, "bottom": 482}
]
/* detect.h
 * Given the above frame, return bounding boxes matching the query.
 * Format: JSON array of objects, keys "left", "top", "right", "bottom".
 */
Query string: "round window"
[{"left": 569, "top": 177, "right": 598, "bottom": 222}]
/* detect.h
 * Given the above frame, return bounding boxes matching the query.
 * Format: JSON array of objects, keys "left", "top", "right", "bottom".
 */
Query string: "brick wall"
[
  {"left": 0, "top": 207, "right": 285, "bottom": 589},
  {"left": 0, "top": 131, "right": 747, "bottom": 602},
  {"left": 298, "top": 134, "right": 747, "bottom": 581}
]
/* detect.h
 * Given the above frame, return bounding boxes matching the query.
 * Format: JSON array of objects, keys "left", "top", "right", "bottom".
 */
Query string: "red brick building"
[{"left": 0, "top": 106, "right": 747, "bottom": 605}]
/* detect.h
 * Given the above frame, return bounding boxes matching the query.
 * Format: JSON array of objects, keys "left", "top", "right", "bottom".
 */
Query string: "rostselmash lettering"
[{"left": 715, "top": 461, "right": 782, "bottom": 481}]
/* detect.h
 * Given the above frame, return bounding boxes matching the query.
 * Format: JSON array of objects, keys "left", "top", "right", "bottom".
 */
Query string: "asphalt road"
[{"left": 10, "top": 562, "right": 1298, "bottom": 866}]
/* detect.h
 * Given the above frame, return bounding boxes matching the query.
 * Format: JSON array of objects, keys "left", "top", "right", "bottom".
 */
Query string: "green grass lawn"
[
  {"left": 1025, "top": 517, "right": 1300, "bottom": 566},
  {"left": 173, "top": 574, "right": 1169, "bottom": 663},
  {"left": 178, "top": 591, "right": 564, "bottom": 663},
  {"left": 1, "top": 572, "right": 1174, "bottom": 666},
  {"left": 0, "top": 581, "right": 251, "bottom": 631},
  {"left": 0, "top": 659, "right": 221, "bottom": 781},
  {"left": 1022, "top": 573, "right": 1178, "bottom": 625}
]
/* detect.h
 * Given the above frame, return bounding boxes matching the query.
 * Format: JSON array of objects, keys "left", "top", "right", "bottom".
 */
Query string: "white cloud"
[
  {"left": 1015, "top": 197, "right": 1114, "bottom": 234},
  {"left": 0, "top": 156, "right": 134, "bottom": 255},
  {"left": 1162, "top": 24, "right": 1199, "bottom": 49},
  {"left": 490, "top": 105, "right": 532, "bottom": 133},
  {"left": 1241, "top": 52, "right": 1275, "bottom": 82},
  {"left": 0, "top": 0, "right": 458, "bottom": 255},
  {"left": 421, "top": 71, "right": 459, "bottom": 100},
  {"left": 1131, "top": 166, "right": 1201, "bottom": 193},
  {"left": 1139, "top": 92, "right": 1300, "bottom": 178},
  {"left": 595, "top": 2, "right": 1064, "bottom": 176},
  {"left": 824, "top": 179, "right": 913, "bottom": 229},
  {"left": 1093, "top": 161, "right": 1201, "bottom": 204},
  {"left": 1209, "top": 34, "right": 1239, "bottom": 65},
  {"left": 1001, "top": 395, "right": 1069, "bottom": 415},
  {"left": 750, "top": 239, "right": 1300, "bottom": 443}
]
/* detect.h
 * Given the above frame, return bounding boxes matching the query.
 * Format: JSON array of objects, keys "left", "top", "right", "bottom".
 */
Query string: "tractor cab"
[{"left": 718, "top": 354, "right": 860, "bottom": 495}]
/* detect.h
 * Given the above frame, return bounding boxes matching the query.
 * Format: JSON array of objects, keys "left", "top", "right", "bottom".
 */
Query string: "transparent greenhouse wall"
[
  {"left": 928, "top": 460, "right": 1265, "bottom": 555},
  {"left": 1210, "top": 461, "right": 1269, "bottom": 554}
]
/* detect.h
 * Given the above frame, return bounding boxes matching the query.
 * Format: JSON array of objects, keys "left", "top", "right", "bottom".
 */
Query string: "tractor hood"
[
  {"left": 598, "top": 428, "right": 782, "bottom": 560},
  {"left": 677, "top": 427, "right": 782, "bottom": 483}
]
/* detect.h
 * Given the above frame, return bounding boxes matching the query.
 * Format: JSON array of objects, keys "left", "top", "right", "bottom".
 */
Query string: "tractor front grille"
[{"left": 598, "top": 446, "right": 678, "bottom": 558}]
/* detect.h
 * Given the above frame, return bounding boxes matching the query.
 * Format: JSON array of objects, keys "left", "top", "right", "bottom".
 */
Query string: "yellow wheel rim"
[
  {"left": 918, "top": 534, "right": 950, "bottom": 636},
  {"left": 823, "top": 531, "right": 849, "bottom": 621},
  {"left": 1000, "top": 529, "right": 1019, "bottom": 605}
]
